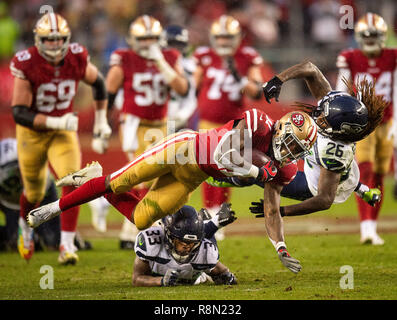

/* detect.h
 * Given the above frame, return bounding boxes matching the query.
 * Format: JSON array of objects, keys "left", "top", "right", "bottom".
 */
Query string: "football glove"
[
  {"left": 362, "top": 188, "right": 381, "bottom": 207},
  {"left": 277, "top": 247, "right": 302, "bottom": 274},
  {"left": 212, "top": 271, "right": 237, "bottom": 285},
  {"left": 216, "top": 203, "right": 237, "bottom": 227},
  {"left": 147, "top": 44, "right": 177, "bottom": 84},
  {"left": 92, "top": 109, "right": 112, "bottom": 154},
  {"left": 46, "top": 112, "right": 78, "bottom": 131},
  {"left": 249, "top": 200, "right": 285, "bottom": 218},
  {"left": 161, "top": 269, "right": 180, "bottom": 287},
  {"left": 256, "top": 161, "right": 277, "bottom": 183},
  {"left": 262, "top": 76, "right": 283, "bottom": 103},
  {"left": 198, "top": 208, "right": 212, "bottom": 221}
]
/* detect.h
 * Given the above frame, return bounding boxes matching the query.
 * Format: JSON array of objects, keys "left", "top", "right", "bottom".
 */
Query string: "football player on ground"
[
  {"left": 10, "top": 13, "right": 112, "bottom": 264},
  {"left": 132, "top": 204, "right": 237, "bottom": 287},
  {"left": 335, "top": 13, "right": 395, "bottom": 245},
  {"left": 193, "top": 15, "right": 266, "bottom": 239},
  {"left": 88, "top": 15, "right": 189, "bottom": 250},
  {"left": 27, "top": 103, "right": 317, "bottom": 274},
  {"left": 162, "top": 25, "right": 198, "bottom": 133}
]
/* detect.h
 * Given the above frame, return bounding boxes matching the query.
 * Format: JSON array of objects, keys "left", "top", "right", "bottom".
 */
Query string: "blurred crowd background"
[{"left": 1, "top": 0, "right": 397, "bottom": 115}]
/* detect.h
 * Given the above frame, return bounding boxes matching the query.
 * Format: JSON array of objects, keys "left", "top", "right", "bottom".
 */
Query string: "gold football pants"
[
  {"left": 16, "top": 125, "right": 81, "bottom": 204},
  {"left": 355, "top": 120, "right": 393, "bottom": 174},
  {"left": 109, "top": 131, "right": 208, "bottom": 230}
]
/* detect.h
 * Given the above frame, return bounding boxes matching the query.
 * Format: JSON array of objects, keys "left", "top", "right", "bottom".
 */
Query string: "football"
[{"left": 247, "top": 149, "right": 271, "bottom": 167}]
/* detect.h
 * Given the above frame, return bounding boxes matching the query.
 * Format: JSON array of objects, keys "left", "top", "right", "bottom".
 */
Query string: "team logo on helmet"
[{"left": 291, "top": 112, "right": 305, "bottom": 128}]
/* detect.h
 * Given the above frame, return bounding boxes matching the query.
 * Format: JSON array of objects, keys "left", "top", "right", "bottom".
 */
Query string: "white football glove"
[
  {"left": 91, "top": 109, "right": 112, "bottom": 154},
  {"left": 46, "top": 112, "right": 79, "bottom": 131},
  {"left": 146, "top": 44, "right": 165, "bottom": 61}
]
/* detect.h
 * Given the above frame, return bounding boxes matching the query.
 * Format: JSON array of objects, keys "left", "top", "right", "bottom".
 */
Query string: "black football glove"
[
  {"left": 216, "top": 203, "right": 237, "bottom": 227},
  {"left": 249, "top": 200, "right": 285, "bottom": 218},
  {"left": 161, "top": 269, "right": 180, "bottom": 287},
  {"left": 198, "top": 208, "right": 212, "bottom": 221},
  {"left": 262, "top": 76, "right": 283, "bottom": 103},
  {"left": 212, "top": 271, "right": 237, "bottom": 285}
]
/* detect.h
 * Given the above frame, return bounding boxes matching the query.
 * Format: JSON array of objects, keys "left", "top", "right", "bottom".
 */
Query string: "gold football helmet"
[
  {"left": 355, "top": 13, "right": 387, "bottom": 56},
  {"left": 210, "top": 15, "right": 241, "bottom": 56},
  {"left": 272, "top": 112, "right": 317, "bottom": 167},
  {"left": 127, "top": 15, "right": 163, "bottom": 57},
  {"left": 34, "top": 13, "right": 71, "bottom": 63}
]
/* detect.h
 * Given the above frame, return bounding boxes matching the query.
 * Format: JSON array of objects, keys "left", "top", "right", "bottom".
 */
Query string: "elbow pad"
[
  {"left": 12, "top": 105, "right": 36, "bottom": 128},
  {"left": 91, "top": 72, "right": 107, "bottom": 101}
]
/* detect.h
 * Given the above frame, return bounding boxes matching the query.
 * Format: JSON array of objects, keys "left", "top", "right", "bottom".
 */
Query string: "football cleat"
[
  {"left": 58, "top": 245, "right": 79, "bottom": 265},
  {"left": 360, "top": 234, "right": 385, "bottom": 246},
  {"left": 56, "top": 161, "right": 103, "bottom": 187},
  {"left": 17, "top": 217, "right": 35, "bottom": 261},
  {"left": 362, "top": 188, "right": 381, "bottom": 207},
  {"left": 27, "top": 201, "right": 61, "bottom": 228}
]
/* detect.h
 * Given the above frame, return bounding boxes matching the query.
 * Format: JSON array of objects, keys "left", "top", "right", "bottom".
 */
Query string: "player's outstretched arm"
[
  {"left": 132, "top": 256, "right": 178, "bottom": 287},
  {"left": 282, "top": 168, "right": 339, "bottom": 216},
  {"left": 263, "top": 60, "right": 332, "bottom": 103}
]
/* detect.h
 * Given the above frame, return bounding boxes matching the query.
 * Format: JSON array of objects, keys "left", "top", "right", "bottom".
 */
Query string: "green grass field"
[{"left": 0, "top": 178, "right": 396, "bottom": 300}]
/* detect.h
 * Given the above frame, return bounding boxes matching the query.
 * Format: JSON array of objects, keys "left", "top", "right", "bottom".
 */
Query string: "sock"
[
  {"left": 371, "top": 173, "right": 384, "bottom": 221},
  {"left": 60, "top": 186, "right": 80, "bottom": 232},
  {"left": 19, "top": 193, "right": 37, "bottom": 219},
  {"left": 59, "top": 176, "right": 108, "bottom": 212},
  {"left": 355, "top": 162, "right": 373, "bottom": 221},
  {"left": 104, "top": 189, "right": 141, "bottom": 221},
  {"left": 60, "top": 230, "right": 76, "bottom": 252}
]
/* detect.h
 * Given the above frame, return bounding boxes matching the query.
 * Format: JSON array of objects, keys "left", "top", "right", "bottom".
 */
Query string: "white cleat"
[
  {"left": 56, "top": 161, "right": 103, "bottom": 187},
  {"left": 360, "top": 234, "right": 385, "bottom": 246},
  {"left": 27, "top": 201, "right": 61, "bottom": 228}
]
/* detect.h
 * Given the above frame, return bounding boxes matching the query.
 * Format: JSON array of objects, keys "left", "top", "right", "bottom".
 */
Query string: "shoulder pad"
[{"left": 69, "top": 43, "right": 86, "bottom": 55}]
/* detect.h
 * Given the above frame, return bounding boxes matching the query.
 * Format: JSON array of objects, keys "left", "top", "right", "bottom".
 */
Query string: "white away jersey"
[
  {"left": 304, "top": 133, "right": 359, "bottom": 203},
  {"left": 134, "top": 226, "right": 219, "bottom": 284}
]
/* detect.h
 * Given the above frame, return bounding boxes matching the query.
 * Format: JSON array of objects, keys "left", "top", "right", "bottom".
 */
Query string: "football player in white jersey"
[
  {"left": 132, "top": 204, "right": 237, "bottom": 287},
  {"left": 209, "top": 62, "right": 387, "bottom": 241}
]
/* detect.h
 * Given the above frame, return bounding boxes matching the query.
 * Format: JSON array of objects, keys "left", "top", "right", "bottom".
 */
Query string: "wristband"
[{"left": 269, "top": 238, "right": 287, "bottom": 252}]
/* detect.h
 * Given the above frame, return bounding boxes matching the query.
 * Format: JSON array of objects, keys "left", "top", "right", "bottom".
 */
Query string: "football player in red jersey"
[
  {"left": 193, "top": 15, "right": 265, "bottom": 238},
  {"left": 27, "top": 105, "right": 317, "bottom": 274},
  {"left": 10, "top": 13, "right": 112, "bottom": 264},
  {"left": 336, "top": 13, "right": 395, "bottom": 245},
  {"left": 88, "top": 15, "right": 189, "bottom": 249}
]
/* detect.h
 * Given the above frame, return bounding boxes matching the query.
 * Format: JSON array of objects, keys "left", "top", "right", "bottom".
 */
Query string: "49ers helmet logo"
[{"left": 291, "top": 112, "right": 305, "bottom": 127}]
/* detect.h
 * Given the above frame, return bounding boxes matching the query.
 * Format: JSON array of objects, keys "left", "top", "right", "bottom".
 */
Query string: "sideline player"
[
  {"left": 88, "top": 15, "right": 189, "bottom": 249},
  {"left": 10, "top": 13, "right": 112, "bottom": 264},
  {"left": 336, "top": 13, "right": 395, "bottom": 244},
  {"left": 193, "top": 15, "right": 265, "bottom": 238},
  {"left": 132, "top": 204, "right": 237, "bottom": 287},
  {"left": 28, "top": 105, "right": 318, "bottom": 274},
  {"left": 162, "top": 25, "right": 198, "bottom": 133}
]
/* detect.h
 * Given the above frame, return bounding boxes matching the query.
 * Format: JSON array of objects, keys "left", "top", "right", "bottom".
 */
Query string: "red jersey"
[
  {"left": 10, "top": 43, "right": 89, "bottom": 117},
  {"left": 194, "top": 46, "right": 263, "bottom": 124},
  {"left": 195, "top": 108, "right": 297, "bottom": 185},
  {"left": 109, "top": 48, "right": 180, "bottom": 120},
  {"left": 336, "top": 48, "right": 397, "bottom": 122}
]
